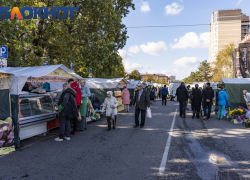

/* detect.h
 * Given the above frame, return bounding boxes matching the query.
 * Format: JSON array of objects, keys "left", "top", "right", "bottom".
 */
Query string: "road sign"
[
  {"left": 0, "top": 59, "right": 7, "bottom": 68},
  {"left": 0, "top": 45, "right": 8, "bottom": 59}
]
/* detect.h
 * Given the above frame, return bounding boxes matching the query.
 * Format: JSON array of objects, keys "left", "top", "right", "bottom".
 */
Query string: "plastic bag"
[
  {"left": 146, "top": 107, "right": 152, "bottom": 118},
  {"left": 224, "top": 109, "right": 228, "bottom": 117},
  {"left": 111, "top": 109, "right": 115, "bottom": 119},
  {"left": 174, "top": 96, "right": 177, "bottom": 101},
  {"left": 226, "top": 101, "right": 231, "bottom": 108},
  {"left": 246, "top": 110, "right": 250, "bottom": 118}
]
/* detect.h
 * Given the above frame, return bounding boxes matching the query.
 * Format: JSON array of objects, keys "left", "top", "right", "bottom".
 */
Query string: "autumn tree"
[
  {"left": 211, "top": 43, "right": 234, "bottom": 82},
  {"left": 129, "top": 70, "right": 142, "bottom": 80},
  {"left": 143, "top": 75, "right": 154, "bottom": 82}
]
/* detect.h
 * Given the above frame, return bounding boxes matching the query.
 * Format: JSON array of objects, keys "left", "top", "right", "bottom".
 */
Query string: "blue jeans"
[
  {"left": 179, "top": 101, "right": 187, "bottom": 117},
  {"left": 218, "top": 105, "right": 225, "bottom": 119}
]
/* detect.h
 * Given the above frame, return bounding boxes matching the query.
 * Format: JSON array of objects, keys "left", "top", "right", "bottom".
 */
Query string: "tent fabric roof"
[
  {"left": 221, "top": 78, "right": 250, "bottom": 84},
  {"left": 0, "top": 64, "right": 83, "bottom": 79},
  {"left": 85, "top": 78, "right": 129, "bottom": 89},
  {"left": 127, "top": 80, "right": 140, "bottom": 89}
]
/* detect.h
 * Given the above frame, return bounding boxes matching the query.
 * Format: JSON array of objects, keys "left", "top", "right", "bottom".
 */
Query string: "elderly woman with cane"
[
  {"left": 102, "top": 91, "right": 118, "bottom": 131},
  {"left": 79, "top": 79, "right": 91, "bottom": 131}
]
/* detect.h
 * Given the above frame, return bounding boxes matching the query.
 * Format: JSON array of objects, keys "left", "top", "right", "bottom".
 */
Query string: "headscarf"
[
  {"left": 108, "top": 91, "right": 113, "bottom": 98},
  {"left": 91, "top": 93, "right": 95, "bottom": 102}
]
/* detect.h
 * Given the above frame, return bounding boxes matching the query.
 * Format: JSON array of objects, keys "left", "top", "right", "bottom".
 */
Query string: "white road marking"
[{"left": 159, "top": 107, "right": 177, "bottom": 174}]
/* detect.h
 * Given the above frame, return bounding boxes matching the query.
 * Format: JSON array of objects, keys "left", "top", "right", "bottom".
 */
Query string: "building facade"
[
  {"left": 209, "top": 9, "right": 250, "bottom": 63},
  {"left": 141, "top": 74, "right": 169, "bottom": 82}
]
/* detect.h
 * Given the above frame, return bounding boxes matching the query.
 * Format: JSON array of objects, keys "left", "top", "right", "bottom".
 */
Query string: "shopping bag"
[
  {"left": 211, "top": 106, "right": 214, "bottom": 113},
  {"left": 223, "top": 109, "right": 228, "bottom": 117},
  {"left": 146, "top": 107, "right": 152, "bottom": 118},
  {"left": 246, "top": 110, "right": 250, "bottom": 118},
  {"left": 214, "top": 105, "right": 219, "bottom": 112},
  {"left": 226, "top": 101, "right": 231, "bottom": 108},
  {"left": 174, "top": 96, "right": 177, "bottom": 101},
  {"left": 111, "top": 109, "right": 116, "bottom": 120}
]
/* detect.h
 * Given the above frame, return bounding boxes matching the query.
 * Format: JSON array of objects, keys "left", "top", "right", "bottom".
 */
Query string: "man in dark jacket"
[
  {"left": 55, "top": 83, "right": 79, "bottom": 141},
  {"left": 176, "top": 82, "right": 189, "bottom": 118},
  {"left": 160, "top": 85, "right": 169, "bottom": 105},
  {"left": 202, "top": 82, "right": 214, "bottom": 120},
  {"left": 133, "top": 84, "right": 150, "bottom": 128},
  {"left": 191, "top": 84, "right": 202, "bottom": 119}
]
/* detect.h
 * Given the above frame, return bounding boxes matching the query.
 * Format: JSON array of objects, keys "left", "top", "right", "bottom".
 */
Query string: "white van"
[{"left": 169, "top": 82, "right": 181, "bottom": 101}]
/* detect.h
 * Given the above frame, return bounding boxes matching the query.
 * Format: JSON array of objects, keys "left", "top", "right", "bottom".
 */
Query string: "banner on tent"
[
  {"left": 31, "top": 76, "right": 77, "bottom": 83},
  {"left": 232, "top": 43, "right": 250, "bottom": 78}
]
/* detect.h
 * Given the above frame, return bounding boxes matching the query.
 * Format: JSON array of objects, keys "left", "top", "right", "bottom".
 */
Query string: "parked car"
[{"left": 169, "top": 82, "right": 181, "bottom": 101}]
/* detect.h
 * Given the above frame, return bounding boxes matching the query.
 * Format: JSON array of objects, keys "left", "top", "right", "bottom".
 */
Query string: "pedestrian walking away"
[
  {"left": 176, "top": 82, "right": 189, "bottom": 118},
  {"left": 186, "top": 85, "right": 192, "bottom": 110},
  {"left": 102, "top": 91, "right": 118, "bottom": 131},
  {"left": 79, "top": 79, "right": 91, "bottom": 131},
  {"left": 121, "top": 86, "right": 130, "bottom": 112},
  {"left": 149, "top": 88, "right": 155, "bottom": 104},
  {"left": 133, "top": 83, "right": 150, "bottom": 128},
  {"left": 202, "top": 82, "right": 214, "bottom": 120},
  {"left": 69, "top": 79, "right": 82, "bottom": 135},
  {"left": 160, "top": 85, "right": 169, "bottom": 105},
  {"left": 191, "top": 84, "right": 202, "bottom": 119},
  {"left": 55, "top": 83, "right": 79, "bottom": 142},
  {"left": 217, "top": 87, "right": 228, "bottom": 120}
]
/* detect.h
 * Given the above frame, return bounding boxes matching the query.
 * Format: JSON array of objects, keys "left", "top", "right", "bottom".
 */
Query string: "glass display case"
[{"left": 19, "top": 94, "right": 56, "bottom": 128}]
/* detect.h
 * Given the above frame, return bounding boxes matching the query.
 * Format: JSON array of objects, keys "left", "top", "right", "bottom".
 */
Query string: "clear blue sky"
[{"left": 119, "top": 0, "right": 250, "bottom": 80}]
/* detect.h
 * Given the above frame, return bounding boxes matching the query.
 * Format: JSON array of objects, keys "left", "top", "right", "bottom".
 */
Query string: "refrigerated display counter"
[{"left": 19, "top": 94, "right": 56, "bottom": 140}]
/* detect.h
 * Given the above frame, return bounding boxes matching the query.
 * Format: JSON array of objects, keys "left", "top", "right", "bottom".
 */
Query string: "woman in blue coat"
[{"left": 217, "top": 88, "right": 228, "bottom": 120}]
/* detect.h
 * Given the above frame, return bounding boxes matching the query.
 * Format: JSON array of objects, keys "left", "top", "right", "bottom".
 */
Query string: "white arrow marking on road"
[{"left": 159, "top": 107, "right": 177, "bottom": 174}]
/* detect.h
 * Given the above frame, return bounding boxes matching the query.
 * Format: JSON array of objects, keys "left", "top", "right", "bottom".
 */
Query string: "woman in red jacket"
[{"left": 69, "top": 80, "right": 82, "bottom": 135}]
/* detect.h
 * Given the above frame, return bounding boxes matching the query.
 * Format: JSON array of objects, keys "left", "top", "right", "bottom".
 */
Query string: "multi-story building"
[
  {"left": 168, "top": 75, "right": 176, "bottom": 83},
  {"left": 141, "top": 74, "right": 169, "bottom": 82},
  {"left": 209, "top": 9, "right": 250, "bottom": 63}
]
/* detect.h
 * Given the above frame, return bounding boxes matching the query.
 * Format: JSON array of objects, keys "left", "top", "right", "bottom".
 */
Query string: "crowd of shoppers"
[{"left": 55, "top": 78, "right": 91, "bottom": 142}]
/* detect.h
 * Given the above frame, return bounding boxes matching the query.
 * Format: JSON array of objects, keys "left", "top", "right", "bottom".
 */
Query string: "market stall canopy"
[
  {"left": 127, "top": 80, "right": 140, "bottom": 89},
  {"left": 0, "top": 65, "right": 83, "bottom": 95},
  {"left": 220, "top": 78, "right": 250, "bottom": 84},
  {"left": 85, "top": 78, "right": 130, "bottom": 89}
]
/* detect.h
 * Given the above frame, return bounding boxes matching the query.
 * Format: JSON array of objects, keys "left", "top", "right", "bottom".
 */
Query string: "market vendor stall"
[
  {"left": 0, "top": 72, "right": 16, "bottom": 155},
  {"left": 85, "top": 78, "right": 130, "bottom": 103},
  {"left": 219, "top": 78, "right": 250, "bottom": 109},
  {"left": 0, "top": 65, "right": 83, "bottom": 143}
]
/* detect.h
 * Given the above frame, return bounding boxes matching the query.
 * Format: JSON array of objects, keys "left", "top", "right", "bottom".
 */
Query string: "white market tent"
[
  {"left": 85, "top": 78, "right": 129, "bottom": 89},
  {"left": 0, "top": 65, "right": 83, "bottom": 95},
  {"left": 127, "top": 80, "right": 140, "bottom": 89}
]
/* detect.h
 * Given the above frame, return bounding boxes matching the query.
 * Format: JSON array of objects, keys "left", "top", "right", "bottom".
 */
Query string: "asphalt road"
[{"left": 0, "top": 100, "right": 250, "bottom": 180}]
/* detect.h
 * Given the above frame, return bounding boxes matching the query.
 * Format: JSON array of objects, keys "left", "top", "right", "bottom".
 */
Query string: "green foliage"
[
  {"left": 211, "top": 43, "right": 234, "bottom": 82},
  {"left": 0, "top": 0, "right": 135, "bottom": 78},
  {"left": 183, "top": 60, "right": 212, "bottom": 84},
  {"left": 129, "top": 70, "right": 142, "bottom": 80}
]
